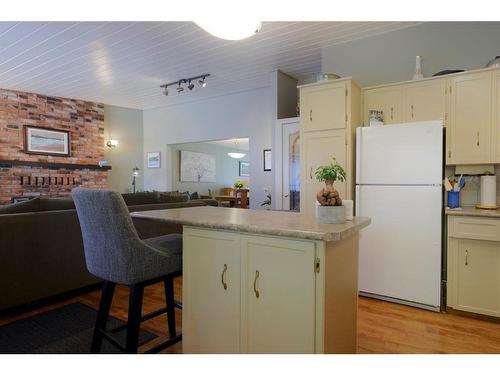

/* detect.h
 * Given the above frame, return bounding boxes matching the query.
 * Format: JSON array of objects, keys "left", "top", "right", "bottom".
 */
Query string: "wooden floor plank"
[{"left": 2, "top": 278, "right": 500, "bottom": 354}]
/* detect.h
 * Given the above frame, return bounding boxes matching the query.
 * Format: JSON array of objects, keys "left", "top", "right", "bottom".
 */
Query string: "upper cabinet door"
[
  {"left": 363, "top": 86, "right": 402, "bottom": 125},
  {"left": 403, "top": 79, "right": 446, "bottom": 123},
  {"left": 301, "top": 82, "right": 346, "bottom": 132},
  {"left": 449, "top": 71, "right": 493, "bottom": 164},
  {"left": 494, "top": 71, "right": 500, "bottom": 163},
  {"left": 242, "top": 235, "right": 316, "bottom": 353}
]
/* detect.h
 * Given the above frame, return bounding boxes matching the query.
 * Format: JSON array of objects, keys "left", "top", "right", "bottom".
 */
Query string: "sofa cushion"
[
  {"left": 189, "top": 191, "right": 199, "bottom": 200},
  {"left": 121, "top": 192, "right": 160, "bottom": 206},
  {"left": 39, "top": 197, "right": 76, "bottom": 211},
  {"left": 159, "top": 192, "right": 189, "bottom": 203},
  {"left": 0, "top": 197, "right": 41, "bottom": 214}
]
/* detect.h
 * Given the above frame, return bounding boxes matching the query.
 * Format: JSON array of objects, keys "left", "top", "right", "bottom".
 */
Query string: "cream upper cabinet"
[
  {"left": 403, "top": 79, "right": 446, "bottom": 123},
  {"left": 494, "top": 71, "right": 500, "bottom": 163},
  {"left": 300, "top": 129, "right": 347, "bottom": 215},
  {"left": 448, "top": 71, "right": 493, "bottom": 164},
  {"left": 301, "top": 81, "right": 347, "bottom": 132},
  {"left": 182, "top": 228, "right": 242, "bottom": 353},
  {"left": 447, "top": 216, "right": 500, "bottom": 318},
  {"left": 363, "top": 86, "right": 402, "bottom": 125},
  {"left": 242, "top": 235, "right": 316, "bottom": 353}
]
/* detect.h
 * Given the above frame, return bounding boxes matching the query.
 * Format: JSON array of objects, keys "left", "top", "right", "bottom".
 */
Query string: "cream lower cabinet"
[
  {"left": 494, "top": 71, "right": 500, "bottom": 163},
  {"left": 300, "top": 129, "right": 347, "bottom": 215},
  {"left": 447, "top": 216, "right": 500, "bottom": 317},
  {"left": 182, "top": 226, "right": 359, "bottom": 353}
]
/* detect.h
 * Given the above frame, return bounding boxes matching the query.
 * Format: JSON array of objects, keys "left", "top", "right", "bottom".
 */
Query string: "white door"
[
  {"left": 242, "top": 235, "right": 316, "bottom": 353},
  {"left": 282, "top": 121, "right": 300, "bottom": 211},
  {"left": 182, "top": 228, "right": 241, "bottom": 353},
  {"left": 356, "top": 185, "right": 442, "bottom": 309},
  {"left": 356, "top": 121, "right": 443, "bottom": 185}
]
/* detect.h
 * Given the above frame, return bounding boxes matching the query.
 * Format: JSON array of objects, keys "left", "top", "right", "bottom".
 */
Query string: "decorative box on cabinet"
[{"left": 447, "top": 215, "right": 500, "bottom": 318}]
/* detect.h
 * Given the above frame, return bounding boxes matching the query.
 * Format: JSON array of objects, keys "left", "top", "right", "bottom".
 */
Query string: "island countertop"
[{"left": 131, "top": 206, "right": 371, "bottom": 242}]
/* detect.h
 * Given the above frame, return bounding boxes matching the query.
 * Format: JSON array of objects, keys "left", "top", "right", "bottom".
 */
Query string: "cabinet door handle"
[
  {"left": 465, "top": 250, "right": 468, "bottom": 266},
  {"left": 310, "top": 167, "right": 313, "bottom": 180},
  {"left": 309, "top": 109, "right": 313, "bottom": 122},
  {"left": 253, "top": 270, "right": 260, "bottom": 298},
  {"left": 390, "top": 107, "right": 394, "bottom": 120},
  {"left": 411, "top": 105, "right": 414, "bottom": 119},
  {"left": 476, "top": 131, "right": 480, "bottom": 146},
  {"left": 221, "top": 264, "right": 228, "bottom": 290}
]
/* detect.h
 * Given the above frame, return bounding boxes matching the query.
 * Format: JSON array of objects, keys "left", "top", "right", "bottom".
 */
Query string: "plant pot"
[{"left": 315, "top": 202, "right": 346, "bottom": 224}]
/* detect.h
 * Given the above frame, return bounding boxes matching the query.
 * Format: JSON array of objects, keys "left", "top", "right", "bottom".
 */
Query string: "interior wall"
[
  {"left": 321, "top": 22, "right": 500, "bottom": 87},
  {"left": 169, "top": 142, "right": 249, "bottom": 195},
  {"left": 143, "top": 86, "right": 273, "bottom": 209},
  {"left": 104, "top": 105, "right": 143, "bottom": 193},
  {"left": 277, "top": 70, "right": 298, "bottom": 119}
]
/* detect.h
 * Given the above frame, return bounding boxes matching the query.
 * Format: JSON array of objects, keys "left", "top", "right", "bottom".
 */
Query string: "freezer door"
[
  {"left": 356, "top": 121, "right": 443, "bottom": 185},
  {"left": 356, "top": 185, "right": 442, "bottom": 308}
]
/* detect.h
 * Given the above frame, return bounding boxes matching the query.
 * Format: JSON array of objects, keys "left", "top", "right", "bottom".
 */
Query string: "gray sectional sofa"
[{"left": 0, "top": 192, "right": 218, "bottom": 312}]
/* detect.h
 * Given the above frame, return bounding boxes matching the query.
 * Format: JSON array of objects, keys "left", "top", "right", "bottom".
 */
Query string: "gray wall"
[
  {"left": 322, "top": 22, "right": 500, "bottom": 87},
  {"left": 143, "top": 86, "right": 273, "bottom": 209},
  {"left": 169, "top": 142, "right": 249, "bottom": 195},
  {"left": 104, "top": 105, "right": 143, "bottom": 192},
  {"left": 277, "top": 70, "right": 298, "bottom": 119}
]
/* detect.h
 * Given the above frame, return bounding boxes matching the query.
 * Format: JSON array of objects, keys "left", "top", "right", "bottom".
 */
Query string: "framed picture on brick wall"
[{"left": 24, "top": 125, "right": 70, "bottom": 157}]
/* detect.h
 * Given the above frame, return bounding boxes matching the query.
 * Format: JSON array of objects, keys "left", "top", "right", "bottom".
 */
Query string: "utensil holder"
[{"left": 447, "top": 191, "right": 460, "bottom": 209}]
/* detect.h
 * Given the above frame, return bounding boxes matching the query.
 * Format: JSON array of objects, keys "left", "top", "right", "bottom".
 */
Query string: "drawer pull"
[
  {"left": 465, "top": 250, "right": 468, "bottom": 266},
  {"left": 390, "top": 107, "right": 394, "bottom": 120},
  {"left": 254, "top": 270, "right": 260, "bottom": 298},
  {"left": 476, "top": 131, "right": 480, "bottom": 146},
  {"left": 411, "top": 105, "right": 414, "bottom": 118},
  {"left": 309, "top": 109, "right": 313, "bottom": 122},
  {"left": 221, "top": 264, "right": 228, "bottom": 290}
]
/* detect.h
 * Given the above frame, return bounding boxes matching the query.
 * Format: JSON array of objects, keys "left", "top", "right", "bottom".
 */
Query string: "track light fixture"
[{"left": 160, "top": 74, "right": 210, "bottom": 97}]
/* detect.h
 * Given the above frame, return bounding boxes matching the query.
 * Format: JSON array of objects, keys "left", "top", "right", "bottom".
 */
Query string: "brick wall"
[{"left": 0, "top": 88, "right": 108, "bottom": 204}]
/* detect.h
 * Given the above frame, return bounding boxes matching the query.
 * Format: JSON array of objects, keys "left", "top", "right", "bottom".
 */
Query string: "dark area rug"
[{"left": 0, "top": 303, "right": 157, "bottom": 353}]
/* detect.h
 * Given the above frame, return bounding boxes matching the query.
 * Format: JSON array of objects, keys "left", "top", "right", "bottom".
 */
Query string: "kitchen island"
[{"left": 131, "top": 206, "right": 370, "bottom": 353}]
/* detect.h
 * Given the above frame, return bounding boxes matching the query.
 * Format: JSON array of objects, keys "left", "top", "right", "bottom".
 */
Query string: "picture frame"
[
  {"left": 239, "top": 161, "right": 250, "bottom": 177},
  {"left": 180, "top": 150, "right": 216, "bottom": 182},
  {"left": 263, "top": 149, "right": 272, "bottom": 171},
  {"left": 147, "top": 151, "right": 161, "bottom": 168},
  {"left": 24, "top": 125, "right": 70, "bottom": 156}
]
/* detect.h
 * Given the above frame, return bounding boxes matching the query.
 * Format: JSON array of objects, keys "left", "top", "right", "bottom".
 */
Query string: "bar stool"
[{"left": 72, "top": 188, "right": 182, "bottom": 354}]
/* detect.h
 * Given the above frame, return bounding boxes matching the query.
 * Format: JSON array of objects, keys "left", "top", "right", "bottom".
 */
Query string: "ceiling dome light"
[
  {"left": 227, "top": 152, "right": 246, "bottom": 159},
  {"left": 195, "top": 20, "right": 262, "bottom": 41}
]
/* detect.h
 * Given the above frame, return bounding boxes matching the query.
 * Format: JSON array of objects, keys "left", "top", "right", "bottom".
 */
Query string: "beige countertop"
[
  {"left": 445, "top": 206, "right": 500, "bottom": 219},
  {"left": 131, "top": 206, "right": 371, "bottom": 242}
]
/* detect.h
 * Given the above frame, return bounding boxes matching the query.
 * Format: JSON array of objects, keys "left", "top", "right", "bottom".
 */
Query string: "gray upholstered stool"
[{"left": 72, "top": 188, "right": 182, "bottom": 354}]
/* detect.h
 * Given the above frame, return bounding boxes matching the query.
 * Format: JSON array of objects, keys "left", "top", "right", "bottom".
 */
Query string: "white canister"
[
  {"left": 480, "top": 174, "right": 497, "bottom": 207},
  {"left": 343, "top": 200, "right": 354, "bottom": 220}
]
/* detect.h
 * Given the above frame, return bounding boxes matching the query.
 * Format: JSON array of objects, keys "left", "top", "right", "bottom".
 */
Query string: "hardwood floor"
[{"left": 2, "top": 278, "right": 500, "bottom": 353}]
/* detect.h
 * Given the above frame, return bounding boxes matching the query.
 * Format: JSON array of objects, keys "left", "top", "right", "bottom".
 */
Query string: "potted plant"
[
  {"left": 314, "top": 158, "right": 346, "bottom": 223},
  {"left": 234, "top": 180, "right": 244, "bottom": 189}
]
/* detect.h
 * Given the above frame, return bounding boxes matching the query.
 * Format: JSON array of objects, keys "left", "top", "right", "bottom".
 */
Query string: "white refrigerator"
[{"left": 355, "top": 121, "right": 443, "bottom": 311}]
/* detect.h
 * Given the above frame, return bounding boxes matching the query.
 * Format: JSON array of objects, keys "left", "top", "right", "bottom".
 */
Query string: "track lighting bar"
[{"left": 160, "top": 74, "right": 210, "bottom": 96}]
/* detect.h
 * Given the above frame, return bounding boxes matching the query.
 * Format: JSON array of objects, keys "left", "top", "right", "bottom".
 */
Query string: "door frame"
[{"left": 273, "top": 117, "right": 300, "bottom": 210}]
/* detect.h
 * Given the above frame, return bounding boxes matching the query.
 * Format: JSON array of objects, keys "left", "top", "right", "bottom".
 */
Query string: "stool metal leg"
[
  {"left": 125, "top": 284, "right": 144, "bottom": 353},
  {"left": 91, "top": 281, "right": 115, "bottom": 353},
  {"left": 164, "top": 277, "right": 176, "bottom": 338}
]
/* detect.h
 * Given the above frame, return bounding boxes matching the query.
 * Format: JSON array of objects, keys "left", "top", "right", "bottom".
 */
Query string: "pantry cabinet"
[
  {"left": 447, "top": 215, "right": 500, "bottom": 318},
  {"left": 301, "top": 130, "right": 347, "bottom": 215},
  {"left": 448, "top": 71, "right": 492, "bottom": 164},
  {"left": 298, "top": 78, "right": 361, "bottom": 214},
  {"left": 362, "top": 85, "right": 402, "bottom": 125}
]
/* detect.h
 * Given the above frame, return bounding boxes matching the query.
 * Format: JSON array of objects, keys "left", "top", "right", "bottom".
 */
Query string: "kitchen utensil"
[{"left": 444, "top": 177, "right": 452, "bottom": 191}]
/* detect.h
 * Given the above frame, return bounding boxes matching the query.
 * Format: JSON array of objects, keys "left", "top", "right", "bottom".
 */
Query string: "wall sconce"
[{"left": 106, "top": 138, "right": 119, "bottom": 148}]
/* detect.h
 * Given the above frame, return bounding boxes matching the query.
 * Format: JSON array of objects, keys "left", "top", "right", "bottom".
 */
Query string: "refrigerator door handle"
[{"left": 355, "top": 186, "right": 360, "bottom": 216}]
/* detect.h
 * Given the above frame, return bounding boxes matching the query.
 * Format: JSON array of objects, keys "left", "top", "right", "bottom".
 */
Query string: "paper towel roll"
[{"left": 480, "top": 175, "right": 497, "bottom": 207}]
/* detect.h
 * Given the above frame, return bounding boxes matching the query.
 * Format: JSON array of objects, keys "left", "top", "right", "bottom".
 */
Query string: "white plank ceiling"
[{"left": 0, "top": 22, "right": 418, "bottom": 109}]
